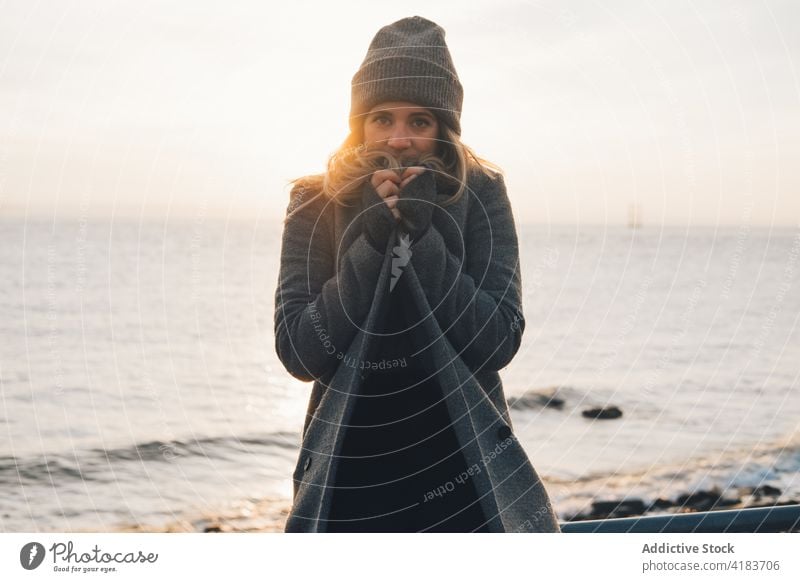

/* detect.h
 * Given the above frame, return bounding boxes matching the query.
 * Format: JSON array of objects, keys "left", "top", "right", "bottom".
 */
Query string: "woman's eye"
[
  {"left": 411, "top": 118, "right": 431, "bottom": 128},
  {"left": 372, "top": 115, "right": 391, "bottom": 125}
]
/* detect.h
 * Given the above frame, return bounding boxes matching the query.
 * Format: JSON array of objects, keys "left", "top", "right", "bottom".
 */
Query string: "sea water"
[{"left": 1, "top": 217, "right": 798, "bottom": 530}]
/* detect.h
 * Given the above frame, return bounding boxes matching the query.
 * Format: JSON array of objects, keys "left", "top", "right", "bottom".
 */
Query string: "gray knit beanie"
[{"left": 349, "top": 16, "right": 463, "bottom": 135}]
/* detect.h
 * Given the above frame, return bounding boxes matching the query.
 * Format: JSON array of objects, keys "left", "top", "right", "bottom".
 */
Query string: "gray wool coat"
[{"left": 274, "top": 167, "right": 561, "bottom": 532}]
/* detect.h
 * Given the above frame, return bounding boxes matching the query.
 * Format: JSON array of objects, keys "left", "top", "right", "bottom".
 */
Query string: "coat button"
[
  {"left": 497, "top": 424, "right": 512, "bottom": 440},
  {"left": 303, "top": 456, "right": 311, "bottom": 471}
]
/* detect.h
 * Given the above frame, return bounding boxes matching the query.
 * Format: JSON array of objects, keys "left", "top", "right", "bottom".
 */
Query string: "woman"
[{"left": 275, "top": 16, "right": 560, "bottom": 532}]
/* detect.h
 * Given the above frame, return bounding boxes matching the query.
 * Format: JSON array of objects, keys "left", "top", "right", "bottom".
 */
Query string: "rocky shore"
[
  {"left": 563, "top": 484, "right": 800, "bottom": 531},
  {"left": 106, "top": 487, "right": 798, "bottom": 533},
  {"left": 111, "top": 497, "right": 292, "bottom": 533}
]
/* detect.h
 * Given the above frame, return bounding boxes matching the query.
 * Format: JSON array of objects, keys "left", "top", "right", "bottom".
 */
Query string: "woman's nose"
[{"left": 386, "top": 128, "right": 412, "bottom": 151}]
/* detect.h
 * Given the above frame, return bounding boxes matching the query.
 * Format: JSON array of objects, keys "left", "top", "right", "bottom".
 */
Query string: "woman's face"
[{"left": 362, "top": 101, "right": 439, "bottom": 160}]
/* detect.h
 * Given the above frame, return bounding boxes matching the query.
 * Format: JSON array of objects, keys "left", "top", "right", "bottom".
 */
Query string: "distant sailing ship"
[{"left": 628, "top": 203, "right": 643, "bottom": 228}]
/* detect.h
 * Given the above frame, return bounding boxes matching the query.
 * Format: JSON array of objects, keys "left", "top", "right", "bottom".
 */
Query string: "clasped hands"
[{"left": 361, "top": 165, "right": 436, "bottom": 251}]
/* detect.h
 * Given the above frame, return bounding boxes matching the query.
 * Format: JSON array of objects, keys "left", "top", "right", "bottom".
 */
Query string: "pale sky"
[{"left": 1, "top": 0, "right": 799, "bottom": 226}]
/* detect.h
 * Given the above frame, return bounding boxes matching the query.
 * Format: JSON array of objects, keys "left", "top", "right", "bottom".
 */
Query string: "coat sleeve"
[
  {"left": 408, "top": 171, "right": 525, "bottom": 372},
  {"left": 274, "top": 185, "right": 386, "bottom": 382}
]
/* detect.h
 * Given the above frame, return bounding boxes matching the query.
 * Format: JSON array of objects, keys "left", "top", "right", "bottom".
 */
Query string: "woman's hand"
[
  {"left": 370, "top": 167, "right": 426, "bottom": 220},
  {"left": 362, "top": 166, "right": 433, "bottom": 250},
  {"left": 395, "top": 166, "right": 437, "bottom": 241},
  {"left": 369, "top": 169, "right": 402, "bottom": 221},
  {"left": 361, "top": 169, "right": 401, "bottom": 251}
]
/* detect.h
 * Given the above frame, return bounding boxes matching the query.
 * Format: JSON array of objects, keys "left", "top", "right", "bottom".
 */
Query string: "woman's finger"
[
  {"left": 400, "top": 173, "right": 419, "bottom": 189},
  {"left": 401, "top": 166, "right": 426, "bottom": 181},
  {"left": 371, "top": 169, "right": 401, "bottom": 190},
  {"left": 383, "top": 194, "right": 399, "bottom": 210},
  {"left": 375, "top": 179, "right": 400, "bottom": 200}
]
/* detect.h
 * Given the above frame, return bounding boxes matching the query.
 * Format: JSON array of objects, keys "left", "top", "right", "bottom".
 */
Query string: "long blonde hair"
[{"left": 284, "top": 119, "right": 502, "bottom": 223}]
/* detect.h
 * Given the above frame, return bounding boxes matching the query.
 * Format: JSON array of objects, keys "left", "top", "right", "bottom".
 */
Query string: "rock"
[
  {"left": 753, "top": 485, "right": 782, "bottom": 498},
  {"left": 508, "top": 389, "right": 565, "bottom": 411},
  {"left": 647, "top": 498, "right": 675, "bottom": 512},
  {"left": 590, "top": 499, "right": 646, "bottom": 518},
  {"left": 715, "top": 494, "right": 743, "bottom": 508},
  {"left": 676, "top": 490, "right": 723, "bottom": 512},
  {"left": 582, "top": 406, "right": 622, "bottom": 420}
]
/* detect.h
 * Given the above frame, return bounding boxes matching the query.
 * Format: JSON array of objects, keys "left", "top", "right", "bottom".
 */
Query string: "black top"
[{"left": 326, "top": 273, "right": 488, "bottom": 532}]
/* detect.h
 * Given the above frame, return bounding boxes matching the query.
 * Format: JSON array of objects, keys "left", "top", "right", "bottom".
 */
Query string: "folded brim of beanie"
[{"left": 350, "top": 55, "right": 462, "bottom": 133}]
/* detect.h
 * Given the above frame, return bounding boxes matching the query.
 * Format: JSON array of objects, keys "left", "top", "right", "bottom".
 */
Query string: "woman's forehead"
[{"left": 367, "top": 101, "right": 434, "bottom": 115}]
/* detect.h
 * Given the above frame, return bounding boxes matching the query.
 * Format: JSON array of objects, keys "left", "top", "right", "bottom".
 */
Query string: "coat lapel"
[
  {"left": 400, "top": 260, "right": 559, "bottom": 533},
  {"left": 288, "top": 225, "right": 397, "bottom": 531},
  {"left": 400, "top": 261, "right": 506, "bottom": 531}
]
